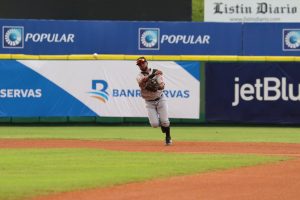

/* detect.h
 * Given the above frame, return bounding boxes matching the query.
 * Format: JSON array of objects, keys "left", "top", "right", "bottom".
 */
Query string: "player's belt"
[{"left": 147, "top": 94, "right": 163, "bottom": 102}]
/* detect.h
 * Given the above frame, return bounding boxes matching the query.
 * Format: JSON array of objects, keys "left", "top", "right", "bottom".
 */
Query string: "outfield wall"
[
  {"left": 0, "top": 55, "right": 300, "bottom": 124},
  {"left": 206, "top": 62, "right": 300, "bottom": 124},
  {"left": 0, "top": 60, "right": 200, "bottom": 119},
  {"left": 1, "top": 19, "right": 300, "bottom": 56},
  {"left": 1, "top": 19, "right": 300, "bottom": 124}
]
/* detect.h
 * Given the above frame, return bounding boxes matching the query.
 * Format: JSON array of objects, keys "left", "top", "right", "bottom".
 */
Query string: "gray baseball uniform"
[
  {"left": 136, "top": 68, "right": 170, "bottom": 128},
  {"left": 136, "top": 57, "right": 172, "bottom": 145}
]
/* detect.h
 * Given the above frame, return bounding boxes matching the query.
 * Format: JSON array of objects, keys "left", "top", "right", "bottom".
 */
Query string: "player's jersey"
[{"left": 136, "top": 68, "right": 164, "bottom": 101}]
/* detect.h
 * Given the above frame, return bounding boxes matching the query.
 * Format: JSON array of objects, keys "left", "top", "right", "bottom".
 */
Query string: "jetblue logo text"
[
  {"left": 2, "top": 26, "right": 24, "bottom": 48},
  {"left": 283, "top": 29, "right": 300, "bottom": 51},
  {"left": 232, "top": 77, "right": 300, "bottom": 106}
]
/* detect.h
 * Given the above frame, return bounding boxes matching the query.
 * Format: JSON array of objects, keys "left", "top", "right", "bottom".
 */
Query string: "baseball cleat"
[{"left": 165, "top": 137, "right": 172, "bottom": 146}]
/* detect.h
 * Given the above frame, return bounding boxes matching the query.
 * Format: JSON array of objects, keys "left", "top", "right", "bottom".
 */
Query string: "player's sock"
[
  {"left": 161, "top": 126, "right": 166, "bottom": 133},
  {"left": 165, "top": 126, "right": 171, "bottom": 139}
]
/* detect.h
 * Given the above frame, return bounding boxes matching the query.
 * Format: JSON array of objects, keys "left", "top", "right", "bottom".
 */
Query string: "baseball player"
[{"left": 136, "top": 57, "right": 172, "bottom": 145}]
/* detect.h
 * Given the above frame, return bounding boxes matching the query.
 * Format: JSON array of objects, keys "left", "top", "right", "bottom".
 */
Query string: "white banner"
[
  {"left": 19, "top": 60, "right": 200, "bottom": 119},
  {"left": 205, "top": 0, "right": 300, "bottom": 22}
]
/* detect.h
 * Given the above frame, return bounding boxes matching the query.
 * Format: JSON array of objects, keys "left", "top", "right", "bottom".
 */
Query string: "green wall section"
[{"left": 0, "top": 117, "right": 202, "bottom": 125}]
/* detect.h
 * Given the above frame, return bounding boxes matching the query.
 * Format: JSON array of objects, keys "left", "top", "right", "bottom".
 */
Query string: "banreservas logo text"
[{"left": 0, "top": 89, "right": 42, "bottom": 98}]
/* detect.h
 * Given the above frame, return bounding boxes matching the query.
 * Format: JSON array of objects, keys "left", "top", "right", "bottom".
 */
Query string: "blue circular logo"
[
  {"left": 145, "top": 34, "right": 153, "bottom": 43},
  {"left": 285, "top": 31, "right": 300, "bottom": 49},
  {"left": 4, "top": 28, "right": 22, "bottom": 47},
  {"left": 141, "top": 30, "right": 158, "bottom": 48}
]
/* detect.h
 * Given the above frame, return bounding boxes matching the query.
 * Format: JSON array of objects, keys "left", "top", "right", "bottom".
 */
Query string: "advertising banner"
[
  {"left": 206, "top": 62, "right": 300, "bottom": 124},
  {"left": 243, "top": 23, "right": 300, "bottom": 56},
  {"left": 0, "top": 19, "right": 242, "bottom": 55},
  {"left": 0, "top": 60, "right": 200, "bottom": 118},
  {"left": 205, "top": 0, "right": 300, "bottom": 22}
]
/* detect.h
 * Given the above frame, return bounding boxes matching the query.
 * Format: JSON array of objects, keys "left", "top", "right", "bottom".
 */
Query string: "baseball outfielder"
[{"left": 136, "top": 57, "right": 172, "bottom": 145}]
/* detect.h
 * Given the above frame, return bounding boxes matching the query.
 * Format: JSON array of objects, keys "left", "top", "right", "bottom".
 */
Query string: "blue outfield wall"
[
  {"left": 0, "top": 19, "right": 242, "bottom": 55},
  {"left": 1, "top": 19, "right": 300, "bottom": 56},
  {"left": 243, "top": 23, "right": 300, "bottom": 56}
]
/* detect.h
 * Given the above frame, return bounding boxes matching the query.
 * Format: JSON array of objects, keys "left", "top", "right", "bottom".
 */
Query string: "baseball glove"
[{"left": 145, "top": 78, "right": 159, "bottom": 92}]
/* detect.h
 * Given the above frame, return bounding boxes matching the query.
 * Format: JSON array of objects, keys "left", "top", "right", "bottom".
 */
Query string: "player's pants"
[{"left": 145, "top": 94, "right": 170, "bottom": 128}]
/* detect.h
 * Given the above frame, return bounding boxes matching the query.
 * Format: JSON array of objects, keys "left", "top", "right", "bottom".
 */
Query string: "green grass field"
[
  {"left": 0, "top": 126, "right": 298, "bottom": 200},
  {"left": 0, "top": 126, "right": 299, "bottom": 143}
]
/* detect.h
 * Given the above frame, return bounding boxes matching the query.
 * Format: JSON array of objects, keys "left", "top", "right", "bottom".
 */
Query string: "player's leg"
[
  {"left": 145, "top": 101, "right": 160, "bottom": 128},
  {"left": 157, "top": 97, "right": 172, "bottom": 145}
]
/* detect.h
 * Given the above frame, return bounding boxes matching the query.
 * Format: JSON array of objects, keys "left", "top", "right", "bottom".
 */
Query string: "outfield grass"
[
  {"left": 0, "top": 126, "right": 299, "bottom": 143},
  {"left": 0, "top": 148, "right": 287, "bottom": 200}
]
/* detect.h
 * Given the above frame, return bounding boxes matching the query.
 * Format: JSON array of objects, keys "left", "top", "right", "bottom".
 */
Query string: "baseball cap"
[{"left": 136, "top": 57, "right": 147, "bottom": 66}]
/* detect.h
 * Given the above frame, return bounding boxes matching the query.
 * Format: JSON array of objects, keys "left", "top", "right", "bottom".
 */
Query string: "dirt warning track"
[{"left": 1, "top": 139, "right": 300, "bottom": 155}]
